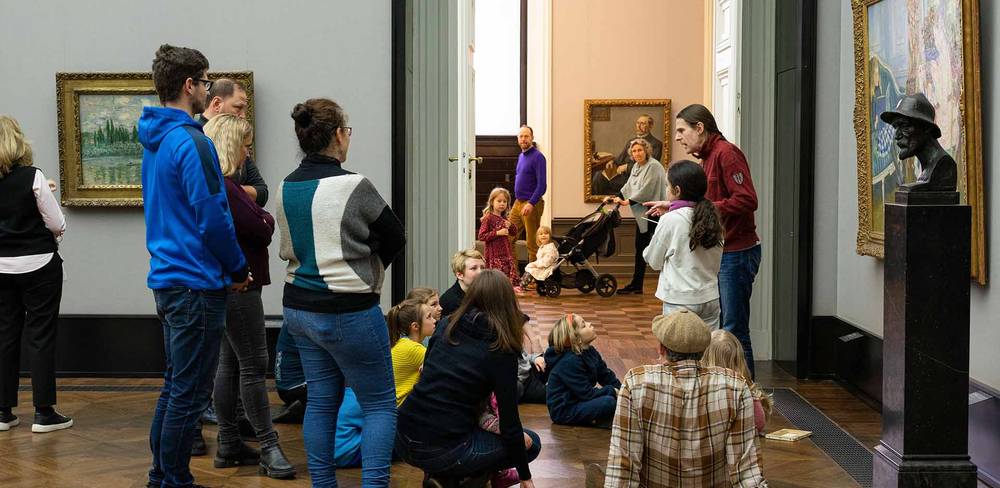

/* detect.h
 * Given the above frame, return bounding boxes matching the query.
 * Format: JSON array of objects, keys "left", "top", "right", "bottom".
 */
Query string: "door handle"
[
  {"left": 469, "top": 157, "right": 483, "bottom": 165},
  {"left": 448, "top": 156, "right": 461, "bottom": 162}
]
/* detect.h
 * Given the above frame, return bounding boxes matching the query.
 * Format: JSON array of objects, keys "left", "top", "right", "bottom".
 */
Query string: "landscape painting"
[
  {"left": 78, "top": 93, "right": 158, "bottom": 187},
  {"left": 851, "top": 0, "right": 985, "bottom": 283}
]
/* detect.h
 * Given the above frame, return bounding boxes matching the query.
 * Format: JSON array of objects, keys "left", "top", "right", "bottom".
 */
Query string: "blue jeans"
[
  {"left": 148, "top": 287, "right": 227, "bottom": 488},
  {"left": 552, "top": 395, "right": 617, "bottom": 427},
  {"left": 719, "top": 244, "right": 762, "bottom": 378},
  {"left": 395, "top": 428, "right": 542, "bottom": 479},
  {"left": 286, "top": 305, "right": 397, "bottom": 488}
]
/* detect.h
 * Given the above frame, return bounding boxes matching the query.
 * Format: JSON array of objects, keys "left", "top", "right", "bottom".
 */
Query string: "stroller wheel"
[
  {"left": 575, "top": 271, "right": 597, "bottom": 294},
  {"left": 596, "top": 274, "right": 617, "bottom": 297},
  {"left": 543, "top": 278, "right": 562, "bottom": 298},
  {"left": 536, "top": 281, "right": 548, "bottom": 296}
]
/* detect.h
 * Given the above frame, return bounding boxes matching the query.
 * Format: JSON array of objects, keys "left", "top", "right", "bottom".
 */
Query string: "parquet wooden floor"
[{"left": 2, "top": 279, "right": 902, "bottom": 487}]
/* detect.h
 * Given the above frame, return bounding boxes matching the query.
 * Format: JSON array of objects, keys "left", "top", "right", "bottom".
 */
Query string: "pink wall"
[{"left": 549, "top": 0, "right": 707, "bottom": 218}]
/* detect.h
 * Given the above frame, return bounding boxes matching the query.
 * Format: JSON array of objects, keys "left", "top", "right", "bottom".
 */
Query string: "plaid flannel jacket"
[{"left": 604, "top": 361, "right": 768, "bottom": 487}]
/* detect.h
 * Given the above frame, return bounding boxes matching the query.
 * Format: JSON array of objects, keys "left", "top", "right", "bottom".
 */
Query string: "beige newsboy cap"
[{"left": 652, "top": 310, "right": 711, "bottom": 353}]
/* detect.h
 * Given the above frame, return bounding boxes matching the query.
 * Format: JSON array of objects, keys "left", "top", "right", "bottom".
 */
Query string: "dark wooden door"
[{"left": 474, "top": 135, "right": 520, "bottom": 237}]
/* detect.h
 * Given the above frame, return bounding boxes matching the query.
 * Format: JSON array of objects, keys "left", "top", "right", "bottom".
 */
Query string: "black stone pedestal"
[{"left": 874, "top": 197, "right": 977, "bottom": 487}]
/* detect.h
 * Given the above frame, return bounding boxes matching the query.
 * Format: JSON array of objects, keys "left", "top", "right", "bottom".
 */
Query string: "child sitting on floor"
[
  {"left": 521, "top": 226, "right": 559, "bottom": 287},
  {"left": 544, "top": 313, "right": 621, "bottom": 428},
  {"left": 702, "top": 329, "right": 773, "bottom": 434},
  {"left": 387, "top": 298, "right": 437, "bottom": 406}
]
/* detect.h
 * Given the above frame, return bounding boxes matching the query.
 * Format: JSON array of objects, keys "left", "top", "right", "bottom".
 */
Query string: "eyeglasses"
[
  {"left": 341, "top": 127, "right": 353, "bottom": 136},
  {"left": 196, "top": 78, "right": 214, "bottom": 90}
]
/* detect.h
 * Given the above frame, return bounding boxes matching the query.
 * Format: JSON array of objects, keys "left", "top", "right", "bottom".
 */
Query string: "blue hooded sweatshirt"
[
  {"left": 543, "top": 345, "right": 621, "bottom": 423},
  {"left": 139, "top": 106, "right": 247, "bottom": 290}
]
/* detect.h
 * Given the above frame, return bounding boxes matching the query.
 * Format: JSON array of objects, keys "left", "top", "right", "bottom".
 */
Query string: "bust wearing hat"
[{"left": 879, "top": 92, "right": 957, "bottom": 193}]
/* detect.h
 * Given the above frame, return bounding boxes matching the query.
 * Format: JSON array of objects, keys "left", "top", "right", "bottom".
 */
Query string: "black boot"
[
  {"left": 214, "top": 438, "right": 260, "bottom": 468},
  {"left": 191, "top": 427, "right": 207, "bottom": 456},
  {"left": 258, "top": 444, "right": 296, "bottom": 479}
]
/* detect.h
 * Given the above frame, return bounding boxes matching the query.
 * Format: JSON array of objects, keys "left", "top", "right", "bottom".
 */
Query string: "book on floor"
[{"left": 765, "top": 428, "right": 813, "bottom": 441}]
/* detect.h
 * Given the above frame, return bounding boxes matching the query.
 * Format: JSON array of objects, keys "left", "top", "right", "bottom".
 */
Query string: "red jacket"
[{"left": 697, "top": 133, "right": 759, "bottom": 252}]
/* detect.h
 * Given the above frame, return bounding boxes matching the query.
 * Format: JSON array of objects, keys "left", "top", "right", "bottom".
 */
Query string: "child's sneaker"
[
  {"left": 0, "top": 411, "right": 18, "bottom": 431},
  {"left": 490, "top": 468, "right": 520, "bottom": 487}
]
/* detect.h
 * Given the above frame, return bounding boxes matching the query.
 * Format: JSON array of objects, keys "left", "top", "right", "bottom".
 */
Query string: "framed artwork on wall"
[
  {"left": 583, "top": 99, "right": 671, "bottom": 203},
  {"left": 851, "top": 0, "right": 985, "bottom": 283},
  {"left": 56, "top": 71, "right": 254, "bottom": 207}
]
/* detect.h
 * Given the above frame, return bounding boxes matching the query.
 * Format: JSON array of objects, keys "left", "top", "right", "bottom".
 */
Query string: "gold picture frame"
[
  {"left": 583, "top": 99, "right": 671, "bottom": 203},
  {"left": 56, "top": 71, "right": 255, "bottom": 207},
  {"left": 851, "top": 0, "right": 985, "bottom": 284}
]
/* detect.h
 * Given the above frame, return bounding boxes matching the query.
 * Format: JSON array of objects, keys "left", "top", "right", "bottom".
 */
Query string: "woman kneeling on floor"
[{"left": 396, "top": 270, "right": 540, "bottom": 488}]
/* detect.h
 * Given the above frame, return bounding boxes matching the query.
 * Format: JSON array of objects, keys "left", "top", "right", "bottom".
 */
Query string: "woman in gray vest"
[
  {"left": 0, "top": 115, "right": 71, "bottom": 434},
  {"left": 604, "top": 138, "right": 666, "bottom": 294}
]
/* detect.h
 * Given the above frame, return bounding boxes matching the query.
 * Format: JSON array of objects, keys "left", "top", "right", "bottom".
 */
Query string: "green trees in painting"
[{"left": 83, "top": 118, "right": 143, "bottom": 158}]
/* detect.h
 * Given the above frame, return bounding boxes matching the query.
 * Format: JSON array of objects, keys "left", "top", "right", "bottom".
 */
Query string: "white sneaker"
[
  {"left": 0, "top": 415, "right": 18, "bottom": 431},
  {"left": 31, "top": 410, "right": 73, "bottom": 433}
]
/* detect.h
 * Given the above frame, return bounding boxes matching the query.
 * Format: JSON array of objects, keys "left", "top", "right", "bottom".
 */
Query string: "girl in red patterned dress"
[{"left": 478, "top": 187, "right": 522, "bottom": 293}]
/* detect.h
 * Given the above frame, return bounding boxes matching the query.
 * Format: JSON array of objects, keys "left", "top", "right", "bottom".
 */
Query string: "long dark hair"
[
  {"left": 676, "top": 104, "right": 722, "bottom": 137},
  {"left": 446, "top": 269, "right": 525, "bottom": 353},
  {"left": 668, "top": 160, "right": 724, "bottom": 250},
  {"left": 386, "top": 298, "right": 425, "bottom": 347}
]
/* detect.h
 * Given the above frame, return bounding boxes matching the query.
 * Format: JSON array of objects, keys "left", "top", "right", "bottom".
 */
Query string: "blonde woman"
[
  {"left": 0, "top": 115, "right": 70, "bottom": 433},
  {"left": 203, "top": 114, "right": 294, "bottom": 478},
  {"left": 702, "top": 329, "right": 772, "bottom": 434}
]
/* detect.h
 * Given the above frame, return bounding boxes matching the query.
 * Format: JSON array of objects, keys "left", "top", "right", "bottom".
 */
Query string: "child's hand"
[
  {"left": 533, "top": 356, "right": 546, "bottom": 372},
  {"left": 496, "top": 228, "right": 509, "bottom": 236}
]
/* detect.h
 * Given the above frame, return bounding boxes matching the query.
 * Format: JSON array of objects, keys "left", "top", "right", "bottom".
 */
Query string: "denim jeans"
[
  {"left": 551, "top": 395, "right": 617, "bottom": 427},
  {"left": 719, "top": 244, "right": 762, "bottom": 378},
  {"left": 286, "top": 305, "right": 397, "bottom": 487},
  {"left": 148, "top": 287, "right": 226, "bottom": 488},
  {"left": 213, "top": 289, "right": 277, "bottom": 449},
  {"left": 395, "top": 428, "right": 541, "bottom": 479}
]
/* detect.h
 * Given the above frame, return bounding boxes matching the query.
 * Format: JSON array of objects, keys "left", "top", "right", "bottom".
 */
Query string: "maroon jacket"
[
  {"left": 224, "top": 178, "right": 275, "bottom": 289},
  {"left": 697, "top": 133, "right": 759, "bottom": 252}
]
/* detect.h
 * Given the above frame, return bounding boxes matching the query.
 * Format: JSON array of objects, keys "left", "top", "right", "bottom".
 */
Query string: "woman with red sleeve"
[{"left": 645, "top": 104, "right": 762, "bottom": 378}]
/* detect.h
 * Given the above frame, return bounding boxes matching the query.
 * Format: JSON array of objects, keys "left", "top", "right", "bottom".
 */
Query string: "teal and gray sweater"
[{"left": 276, "top": 154, "right": 405, "bottom": 313}]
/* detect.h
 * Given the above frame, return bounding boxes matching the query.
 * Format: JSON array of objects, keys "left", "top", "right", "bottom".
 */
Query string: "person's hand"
[
  {"left": 497, "top": 228, "right": 509, "bottom": 236},
  {"left": 520, "top": 480, "right": 536, "bottom": 488},
  {"left": 523, "top": 432, "right": 533, "bottom": 449},
  {"left": 230, "top": 272, "right": 253, "bottom": 292},
  {"left": 533, "top": 356, "right": 546, "bottom": 372},
  {"left": 643, "top": 200, "right": 670, "bottom": 217},
  {"left": 522, "top": 203, "right": 534, "bottom": 216},
  {"left": 602, "top": 196, "right": 614, "bottom": 204},
  {"left": 47, "top": 179, "right": 57, "bottom": 193}
]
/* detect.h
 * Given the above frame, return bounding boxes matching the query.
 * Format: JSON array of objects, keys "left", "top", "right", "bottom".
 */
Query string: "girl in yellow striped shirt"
[{"left": 387, "top": 298, "right": 437, "bottom": 406}]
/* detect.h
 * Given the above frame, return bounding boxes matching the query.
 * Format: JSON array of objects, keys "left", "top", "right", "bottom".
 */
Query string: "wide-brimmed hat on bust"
[
  {"left": 652, "top": 310, "right": 711, "bottom": 354},
  {"left": 879, "top": 92, "right": 941, "bottom": 138}
]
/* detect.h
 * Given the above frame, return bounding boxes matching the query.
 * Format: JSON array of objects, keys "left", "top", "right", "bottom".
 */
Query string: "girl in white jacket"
[{"left": 642, "top": 160, "right": 725, "bottom": 329}]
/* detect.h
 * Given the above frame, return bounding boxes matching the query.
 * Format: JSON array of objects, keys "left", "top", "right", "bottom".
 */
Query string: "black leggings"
[{"left": 630, "top": 220, "right": 657, "bottom": 288}]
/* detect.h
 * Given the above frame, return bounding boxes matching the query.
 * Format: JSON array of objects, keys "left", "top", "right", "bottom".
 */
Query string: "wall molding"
[{"left": 810, "top": 315, "right": 1000, "bottom": 485}]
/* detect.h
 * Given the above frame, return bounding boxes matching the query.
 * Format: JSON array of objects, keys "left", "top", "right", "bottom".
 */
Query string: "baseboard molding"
[
  {"left": 811, "top": 315, "right": 1000, "bottom": 485},
  {"left": 19, "top": 315, "right": 282, "bottom": 378}
]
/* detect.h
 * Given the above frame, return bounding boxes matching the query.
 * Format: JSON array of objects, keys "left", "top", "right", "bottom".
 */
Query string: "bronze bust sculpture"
[{"left": 879, "top": 93, "right": 957, "bottom": 193}]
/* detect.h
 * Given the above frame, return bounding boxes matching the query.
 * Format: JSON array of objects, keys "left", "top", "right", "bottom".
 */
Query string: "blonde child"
[
  {"left": 702, "top": 329, "right": 772, "bottom": 434},
  {"left": 522, "top": 226, "right": 558, "bottom": 286},
  {"left": 543, "top": 314, "right": 620, "bottom": 428},
  {"left": 440, "top": 249, "right": 486, "bottom": 317},
  {"left": 406, "top": 287, "right": 443, "bottom": 321},
  {"left": 643, "top": 160, "right": 724, "bottom": 329},
  {"left": 386, "top": 298, "right": 437, "bottom": 406},
  {"left": 478, "top": 187, "right": 521, "bottom": 292}
]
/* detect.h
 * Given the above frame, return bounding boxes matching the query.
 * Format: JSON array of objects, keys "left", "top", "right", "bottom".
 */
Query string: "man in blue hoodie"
[{"left": 139, "top": 44, "right": 249, "bottom": 488}]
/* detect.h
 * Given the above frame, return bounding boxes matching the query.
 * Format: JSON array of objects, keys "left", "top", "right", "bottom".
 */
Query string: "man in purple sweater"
[{"left": 510, "top": 125, "right": 547, "bottom": 263}]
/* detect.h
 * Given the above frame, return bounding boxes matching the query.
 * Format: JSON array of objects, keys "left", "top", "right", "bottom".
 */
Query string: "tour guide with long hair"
[{"left": 396, "top": 269, "right": 541, "bottom": 488}]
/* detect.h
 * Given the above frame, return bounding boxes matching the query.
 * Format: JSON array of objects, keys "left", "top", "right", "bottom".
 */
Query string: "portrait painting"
[
  {"left": 583, "top": 99, "right": 671, "bottom": 203},
  {"left": 56, "top": 71, "right": 254, "bottom": 207},
  {"left": 851, "top": 0, "right": 984, "bottom": 283}
]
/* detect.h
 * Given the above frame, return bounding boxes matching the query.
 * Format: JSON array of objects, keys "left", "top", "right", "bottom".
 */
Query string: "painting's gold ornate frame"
[
  {"left": 56, "top": 71, "right": 255, "bottom": 207},
  {"left": 851, "top": 0, "right": 985, "bottom": 284},
  {"left": 583, "top": 98, "right": 671, "bottom": 203}
]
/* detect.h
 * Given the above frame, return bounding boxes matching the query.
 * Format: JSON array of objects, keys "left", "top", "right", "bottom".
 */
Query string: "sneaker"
[
  {"left": 0, "top": 411, "right": 18, "bottom": 431},
  {"left": 31, "top": 409, "right": 73, "bottom": 433}
]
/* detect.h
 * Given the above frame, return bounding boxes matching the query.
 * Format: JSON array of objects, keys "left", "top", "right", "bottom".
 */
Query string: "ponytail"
[
  {"left": 386, "top": 298, "right": 425, "bottom": 347},
  {"left": 667, "top": 160, "right": 724, "bottom": 250}
]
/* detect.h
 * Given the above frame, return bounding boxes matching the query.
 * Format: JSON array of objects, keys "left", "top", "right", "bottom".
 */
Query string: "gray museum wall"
[
  {"left": 0, "top": 1, "right": 394, "bottom": 315},
  {"left": 813, "top": 0, "right": 1000, "bottom": 390}
]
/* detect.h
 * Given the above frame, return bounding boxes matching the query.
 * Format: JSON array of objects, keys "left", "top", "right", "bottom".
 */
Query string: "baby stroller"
[{"left": 531, "top": 203, "right": 621, "bottom": 298}]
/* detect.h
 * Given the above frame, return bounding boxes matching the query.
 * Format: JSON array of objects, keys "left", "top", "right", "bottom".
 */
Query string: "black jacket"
[
  {"left": 397, "top": 309, "right": 532, "bottom": 480},
  {"left": 439, "top": 279, "right": 465, "bottom": 317}
]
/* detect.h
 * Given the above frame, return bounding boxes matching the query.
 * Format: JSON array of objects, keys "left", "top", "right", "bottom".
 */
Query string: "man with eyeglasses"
[
  {"left": 197, "top": 78, "right": 268, "bottom": 206},
  {"left": 139, "top": 44, "right": 249, "bottom": 488}
]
